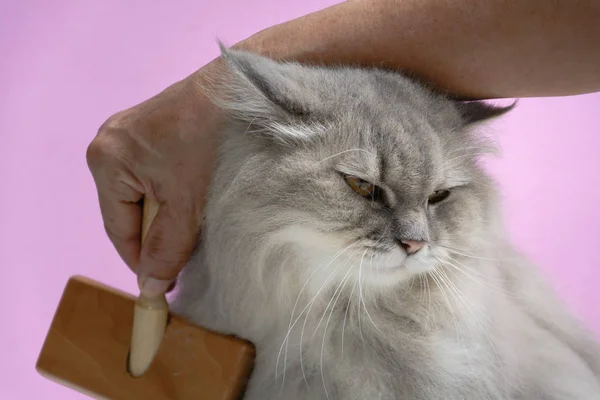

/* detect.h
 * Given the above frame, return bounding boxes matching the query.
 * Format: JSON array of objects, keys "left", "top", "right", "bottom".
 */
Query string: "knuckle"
[
  {"left": 86, "top": 117, "right": 132, "bottom": 170},
  {"left": 97, "top": 113, "right": 129, "bottom": 135},
  {"left": 85, "top": 137, "right": 108, "bottom": 170}
]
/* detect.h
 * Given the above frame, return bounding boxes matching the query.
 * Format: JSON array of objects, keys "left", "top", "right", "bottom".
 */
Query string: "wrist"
[{"left": 183, "top": 59, "right": 229, "bottom": 133}]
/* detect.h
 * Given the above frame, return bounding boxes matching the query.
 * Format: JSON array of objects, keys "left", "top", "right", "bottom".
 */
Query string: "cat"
[{"left": 171, "top": 46, "right": 600, "bottom": 399}]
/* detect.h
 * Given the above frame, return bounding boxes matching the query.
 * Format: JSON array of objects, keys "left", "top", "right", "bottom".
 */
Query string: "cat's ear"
[
  {"left": 210, "top": 43, "right": 321, "bottom": 146},
  {"left": 455, "top": 100, "right": 516, "bottom": 126}
]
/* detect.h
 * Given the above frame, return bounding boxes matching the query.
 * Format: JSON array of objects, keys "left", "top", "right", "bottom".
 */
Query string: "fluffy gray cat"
[{"left": 172, "top": 47, "right": 600, "bottom": 399}]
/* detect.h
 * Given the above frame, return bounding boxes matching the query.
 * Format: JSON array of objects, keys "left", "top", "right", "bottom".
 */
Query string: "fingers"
[
  {"left": 99, "top": 194, "right": 143, "bottom": 271},
  {"left": 87, "top": 124, "right": 146, "bottom": 272},
  {"left": 137, "top": 200, "right": 201, "bottom": 297}
]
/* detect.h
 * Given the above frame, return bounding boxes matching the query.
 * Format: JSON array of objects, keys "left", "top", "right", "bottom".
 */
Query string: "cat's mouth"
[{"left": 357, "top": 244, "right": 437, "bottom": 281}]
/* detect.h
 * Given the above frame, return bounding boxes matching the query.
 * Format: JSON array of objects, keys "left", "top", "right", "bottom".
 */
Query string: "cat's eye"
[
  {"left": 428, "top": 189, "right": 450, "bottom": 205},
  {"left": 344, "top": 175, "right": 381, "bottom": 202}
]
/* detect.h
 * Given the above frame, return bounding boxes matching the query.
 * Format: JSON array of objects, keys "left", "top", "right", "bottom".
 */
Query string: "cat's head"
[{"left": 205, "top": 47, "right": 512, "bottom": 289}]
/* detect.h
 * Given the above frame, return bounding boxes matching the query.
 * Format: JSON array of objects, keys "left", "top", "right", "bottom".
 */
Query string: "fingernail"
[{"left": 139, "top": 277, "right": 173, "bottom": 297}]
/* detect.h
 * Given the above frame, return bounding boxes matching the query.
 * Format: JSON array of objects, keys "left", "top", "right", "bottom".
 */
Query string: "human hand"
[{"left": 86, "top": 66, "right": 223, "bottom": 297}]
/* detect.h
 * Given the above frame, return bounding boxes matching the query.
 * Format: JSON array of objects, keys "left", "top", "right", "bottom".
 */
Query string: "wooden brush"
[
  {"left": 129, "top": 198, "right": 168, "bottom": 377},
  {"left": 36, "top": 198, "right": 255, "bottom": 399}
]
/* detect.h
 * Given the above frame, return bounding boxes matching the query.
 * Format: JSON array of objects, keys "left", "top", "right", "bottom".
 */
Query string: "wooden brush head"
[{"left": 36, "top": 276, "right": 255, "bottom": 400}]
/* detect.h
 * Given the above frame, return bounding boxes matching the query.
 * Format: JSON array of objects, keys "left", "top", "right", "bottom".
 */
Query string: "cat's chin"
[{"left": 351, "top": 247, "right": 438, "bottom": 286}]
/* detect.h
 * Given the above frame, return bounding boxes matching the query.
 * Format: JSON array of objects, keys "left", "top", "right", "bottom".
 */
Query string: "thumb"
[{"left": 137, "top": 199, "right": 200, "bottom": 297}]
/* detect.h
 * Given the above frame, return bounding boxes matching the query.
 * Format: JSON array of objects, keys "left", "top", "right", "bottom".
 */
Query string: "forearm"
[{"left": 224, "top": 0, "right": 600, "bottom": 99}]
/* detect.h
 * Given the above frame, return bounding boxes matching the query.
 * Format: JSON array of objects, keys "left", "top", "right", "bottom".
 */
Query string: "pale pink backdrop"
[{"left": 1, "top": 0, "right": 599, "bottom": 398}]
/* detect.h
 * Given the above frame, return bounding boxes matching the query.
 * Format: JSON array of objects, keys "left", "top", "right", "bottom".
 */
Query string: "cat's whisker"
[
  {"left": 435, "top": 238, "right": 495, "bottom": 247},
  {"left": 320, "top": 262, "right": 355, "bottom": 400},
  {"left": 417, "top": 274, "right": 426, "bottom": 319},
  {"left": 341, "top": 277, "right": 358, "bottom": 357},
  {"left": 429, "top": 269, "right": 458, "bottom": 330},
  {"left": 355, "top": 257, "right": 367, "bottom": 348},
  {"left": 433, "top": 269, "right": 469, "bottom": 335},
  {"left": 316, "top": 148, "right": 376, "bottom": 165},
  {"left": 359, "top": 249, "right": 382, "bottom": 334},
  {"left": 434, "top": 261, "right": 491, "bottom": 335},
  {"left": 434, "top": 261, "right": 494, "bottom": 331},
  {"left": 435, "top": 244, "right": 500, "bottom": 261},
  {"left": 417, "top": 273, "right": 433, "bottom": 328},
  {"left": 432, "top": 265, "right": 476, "bottom": 331},
  {"left": 443, "top": 255, "right": 518, "bottom": 298},
  {"left": 311, "top": 255, "right": 356, "bottom": 339},
  {"left": 425, "top": 274, "right": 433, "bottom": 328},
  {"left": 276, "top": 240, "right": 359, "bottom": 387},
  {"left": 442, "top": 257, "right": 491, "bottom": 280},
  {"left": 356, "top": 251, "right": 366, "bottom": 345},
  {"left": 242, "top": 116, "right": 258, "bottom": 137},
  {"left": 440, "top": 258, "right": 509, "bottom": 300},
  {"left": 435, "top": 239, "right": 506, "bottom": 261},
  {"left": 438, "top": 253, "right": 491, "bottom": 279},
  {"left": 401, "top": 274, "right": 417, "bottom": 301}
]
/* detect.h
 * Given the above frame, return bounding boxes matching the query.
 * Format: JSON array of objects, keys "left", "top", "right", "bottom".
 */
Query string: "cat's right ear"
[
  {"left": 455, "top": 100, "right": 516, "bottom": 126},
  {"left": 204, "top": 43, "right": 323, "bottom": 146}
]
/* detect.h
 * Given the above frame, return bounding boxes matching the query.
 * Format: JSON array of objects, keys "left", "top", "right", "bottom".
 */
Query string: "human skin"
[{"left": 86, "top": 0, "right": 600, "bottom": 296}]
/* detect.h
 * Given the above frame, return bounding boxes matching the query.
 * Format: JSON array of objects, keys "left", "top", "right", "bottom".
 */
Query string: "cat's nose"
[{"left": 399, "top": 239, "right": 426, "bottom": 255}]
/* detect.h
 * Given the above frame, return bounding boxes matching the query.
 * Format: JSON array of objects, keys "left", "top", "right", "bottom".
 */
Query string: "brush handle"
[{"left": 128, "top": 198, "right": 169, "bottom": 377}]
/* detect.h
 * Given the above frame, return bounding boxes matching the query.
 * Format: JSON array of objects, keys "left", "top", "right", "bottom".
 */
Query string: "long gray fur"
[{"left": 172, "top": 47, "right": 600, "bottom": 399}]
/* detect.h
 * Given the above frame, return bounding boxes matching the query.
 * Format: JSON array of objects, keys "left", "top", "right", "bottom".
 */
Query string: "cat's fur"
[{"left": 172, "top": 47, "right": 600, "bottom": 399}]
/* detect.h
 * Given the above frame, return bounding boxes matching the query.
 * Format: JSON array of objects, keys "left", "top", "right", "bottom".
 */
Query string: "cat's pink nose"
[{"left": 400, "top": 239, "right": 426, "bottom": 255}]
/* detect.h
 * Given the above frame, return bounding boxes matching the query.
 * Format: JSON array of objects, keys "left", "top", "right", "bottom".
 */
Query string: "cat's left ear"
[
  {"left": 209, "top": 43, "right": 322, "bottom": 146},
  {"left": 455, "top": 100, "right": 516, "bottom": 126}
]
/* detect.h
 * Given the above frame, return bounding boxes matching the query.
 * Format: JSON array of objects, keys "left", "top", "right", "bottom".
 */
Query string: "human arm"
[{"left": 86, "top": 0, "right": 600, "bottom": 297}]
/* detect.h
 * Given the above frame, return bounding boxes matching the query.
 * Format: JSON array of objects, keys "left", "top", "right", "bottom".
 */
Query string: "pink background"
[{"left": 1, "top": 0, "right": 599, "bottom": 398}]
